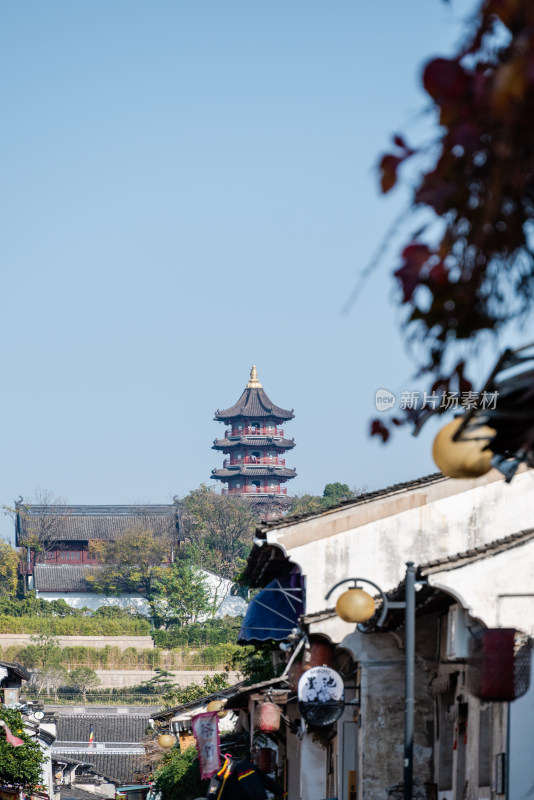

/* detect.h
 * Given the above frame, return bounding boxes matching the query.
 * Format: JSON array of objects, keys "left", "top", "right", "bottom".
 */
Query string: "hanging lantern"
[
  {"left": 157, "top": 733, "right": 176, "bottom": 749},
  {"left": 206, "top": 699, "right": 228, "bottom": 718},
  {"left": 336, "top": 588, "right": 376, "bottom": 623},
  {"left": 305, "top": 637, "right": 335, "bottom": 668},
  {"left": 254, "top": 701, "right": 281, "bottom": 732},
  {"left": 432, "top": 418, "right": 495, "bottom": 479},
  {"left": 468, "top": 628, "right": 531, "bottom": 701},
  {"left": 253, "top": 747, "right": 277, "bottom": 773}
]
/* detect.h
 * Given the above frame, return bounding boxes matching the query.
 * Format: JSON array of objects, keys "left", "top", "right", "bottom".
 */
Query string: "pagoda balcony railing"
[
  {"left": 223, "top": 456, "right": 286, "bottom": 467},
  {"left": 222, "top": 486, "right": 288, "bottom": 496},
  {"left": 225, "top": 427, "right": 284, "bottom": 438}
]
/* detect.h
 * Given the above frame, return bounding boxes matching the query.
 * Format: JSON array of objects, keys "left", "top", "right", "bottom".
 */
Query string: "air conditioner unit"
[{"left": 446, "top": 604, "right": 470, "bottom": 660}]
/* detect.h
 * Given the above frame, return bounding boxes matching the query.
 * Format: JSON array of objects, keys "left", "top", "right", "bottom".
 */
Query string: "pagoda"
[{"left": 212, "top": 366, "right": 296, "bottom": 512}]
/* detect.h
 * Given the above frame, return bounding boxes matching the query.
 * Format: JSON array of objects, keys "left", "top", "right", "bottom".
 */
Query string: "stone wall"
[
  {"left": 0, "top": 634, "right": 154, "bottom": 650},
  {"left": 95, "top": 669, "right": 241, "bottom": 688}
]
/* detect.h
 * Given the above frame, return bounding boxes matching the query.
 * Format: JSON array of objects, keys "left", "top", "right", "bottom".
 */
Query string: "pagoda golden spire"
[{"left": 246, "top": 364, "right": 263, "bottom": 389}]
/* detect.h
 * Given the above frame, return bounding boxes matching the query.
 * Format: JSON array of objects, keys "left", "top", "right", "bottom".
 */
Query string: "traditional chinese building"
[{"left": 212, "top": 366, "right": 296, "bottom": 514}]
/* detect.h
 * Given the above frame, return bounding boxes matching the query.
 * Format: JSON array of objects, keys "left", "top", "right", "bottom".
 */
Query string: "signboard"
[
  {"left": 298, "top": 666, "right": 345, "bottom": 728},
  {"left": 191, "top": 712, "right": 221, "bottom": 780}
]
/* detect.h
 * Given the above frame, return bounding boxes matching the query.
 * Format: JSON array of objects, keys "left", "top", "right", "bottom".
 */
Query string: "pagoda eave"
[
  {"left": 211, "top": 467, "right": 297, "bottom": 480},
  {"left": 212, "top": 437, "right": 295, "bottom": 451}
]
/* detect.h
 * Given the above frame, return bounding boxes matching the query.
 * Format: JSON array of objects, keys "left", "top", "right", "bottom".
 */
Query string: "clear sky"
[{"left": 2, "top": 0, "right": 520, "bottom": 541}]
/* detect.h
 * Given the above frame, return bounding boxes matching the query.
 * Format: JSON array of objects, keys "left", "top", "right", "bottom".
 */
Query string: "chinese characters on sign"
[
  {"left": 398, "top": 390, "right": 498, "bottom": 411},
  {"left": 191, "top": 711, "right": 221, "bottom": 780}
]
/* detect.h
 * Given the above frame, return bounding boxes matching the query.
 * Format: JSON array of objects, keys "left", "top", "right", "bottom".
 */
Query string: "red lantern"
[
  {"left": 254, "top": 701, "right": 281, "bottom": 732},
  {"left": 305, "top": 637, "right": 335, "bottom": 668},
  {"left": 253, "top": 747, "right": 276, "bottom": 773},
  {"left": 468, "top": 628, "right": 531, "bottom": 701}
]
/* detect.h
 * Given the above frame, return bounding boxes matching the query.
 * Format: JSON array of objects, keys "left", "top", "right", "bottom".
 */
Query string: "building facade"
[
  {"left": 15, "top": 502, "right": 179, "bottom": 609},
  {"left": 236, "top": 468, "right": 534, "bottom": 799},
  {"left": 211, "top": 366, "right": 296, "bottom": 515}
]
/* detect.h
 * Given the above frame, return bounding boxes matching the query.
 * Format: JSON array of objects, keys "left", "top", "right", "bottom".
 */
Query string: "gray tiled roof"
[
  {"left": 54, "top": 752, "right": 146, "bottom": 784},
  {"left": 56, "top": 715, "right": 149, "bottom": 744},
  {"left": 34, "top": 565, "right": 104, "bottom": 592},
  {"left": 212, "top": 437, "right": 295, "bottom": 450},
  {"left": 258, "top": 473, "right": 448, "bottom": 530},
  {"left": 212, "top": 467, "right": 297, "bottom": 479},
  {"left": 214, "top": 387, "right": 294, "bottom": 421},
  {"left": 16, "top": 504, "right": 180, "bottom": 545}
]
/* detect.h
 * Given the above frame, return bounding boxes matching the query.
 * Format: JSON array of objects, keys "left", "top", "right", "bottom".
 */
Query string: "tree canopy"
[
  {"left": 370, "top": 0, "right": 534, "bottom": 440},
  {"left": 180, "top": 485, "right": 258, "bottom": 581},
  {"left": 0, "top": 708, "right": 45, "bottom": 790}
]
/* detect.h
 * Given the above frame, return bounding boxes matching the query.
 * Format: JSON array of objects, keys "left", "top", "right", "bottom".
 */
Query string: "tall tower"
[{"left": 212, "top": 366, "right": 296, "bottom": 513}]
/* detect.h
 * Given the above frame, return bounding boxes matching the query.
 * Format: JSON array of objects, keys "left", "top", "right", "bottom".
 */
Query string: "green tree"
[
  {"left": 155, "top": 745, "right": 206, "bottom": 800},
  {"left": 68, "top": 667, "right": 100, "bottom": 702},
  {"left": 86, "top": 526, "right": 170, "bottom": 623},
  {"left": 181, "top": 485, "right": 258, "bottom": 581},
  {"left": 290, "top": 483, "right": 357, "bottom": 515},
  {"left": 322, "top": 482, "right": 352, "bottom": 506},
  {"left": 152, "top": 560, "right": 211, "bottom": 629},
  {"left": 18, "top": 634, "right": 63, "bottom": 670},
  {"left": 0, "top": 541, "right": 20, "bottom": 598},
  {"left": 161, "top": 673, "right": 229, "bottom": 709},
  {"left": 0, "top": 707, "right": 45, "bottom": 790}
]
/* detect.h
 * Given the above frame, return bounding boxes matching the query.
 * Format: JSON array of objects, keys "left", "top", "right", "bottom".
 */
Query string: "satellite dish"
[
  {"left": 34, "top": 711, "right": 44, "bottom": 720},
  {"left": 297, "top": 666, "right": 345, "bottom": 728}
]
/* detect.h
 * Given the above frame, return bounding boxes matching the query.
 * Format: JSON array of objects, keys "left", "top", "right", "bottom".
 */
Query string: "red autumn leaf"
[
  {"left": 370, "top": 419, "right": 390, "bottom": 443},
  {"left": 422, "top": 58, "right": 470, "bottom": 104},
  {"left": 393, "top": 134, "right": 408, "bottom": 149},
  {"left": 379, "top": 154, "right": 402, "bottom": 193},
  {"left": 427, "top": 262, "right": 449, "bottom": 289},
  {"left": 394, "top": 243, "right": 432, "bottom": 302}
]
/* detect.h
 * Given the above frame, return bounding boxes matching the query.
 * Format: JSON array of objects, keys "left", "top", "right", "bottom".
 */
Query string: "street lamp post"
[{"left": 325, "top": 561, "right": 417, "bottom": 800}]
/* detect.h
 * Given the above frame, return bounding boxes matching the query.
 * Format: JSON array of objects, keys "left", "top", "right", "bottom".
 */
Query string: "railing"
[
  {"left": 223, "top": 457, "right": 286, "bottom": 467},
  {"left": 222, "top": 486, "right": 288, "bottom": 495},
  {"left": 225, "top": 427, "right": 284, "bottom": 438}
]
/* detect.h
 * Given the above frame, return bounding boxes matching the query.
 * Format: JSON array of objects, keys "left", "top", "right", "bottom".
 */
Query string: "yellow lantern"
[
  {"left": 157, "top": 733, "right": 176, "bottom": 749},
  {"left": 206, "top": 700, "right": 228, "bottom": 718},
  {"left": 432, "top": 418, "right": 495, "bottom": 479},
  {"left": 336, "top": 588, "right": 376, "bottom": 623}
]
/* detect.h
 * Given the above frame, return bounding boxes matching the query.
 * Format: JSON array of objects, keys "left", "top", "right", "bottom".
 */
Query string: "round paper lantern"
[
  {"left": 336, "top": 588, "right": 375, "bottom": 623},
  {"left": 254, "top": 701, "right": 281, "bottom": 732},
  {"left": 157, "top": 733, "right": 176, "bottom": 749},
  {"left": 206, "top": 700, "right": 228, "bottom": 718},
  {"left": 432, "top": 418, "right": 495, "bottom": 478}
]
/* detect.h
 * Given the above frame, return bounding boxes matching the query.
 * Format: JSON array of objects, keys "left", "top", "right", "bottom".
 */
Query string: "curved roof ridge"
[{"left": 214, "top": 385, "right": 294, "bottom": 421}]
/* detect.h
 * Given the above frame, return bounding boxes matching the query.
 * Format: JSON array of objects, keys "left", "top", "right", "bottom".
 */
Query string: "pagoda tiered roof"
[
  {"left": 214, "top": 366, "right": 293, "bottom": 422},
  {"left": 212, "top": 436, "right": 295, "bottom": 450},
  {"left": 211, "top": 466, "right": 297, "bottom": 480}
]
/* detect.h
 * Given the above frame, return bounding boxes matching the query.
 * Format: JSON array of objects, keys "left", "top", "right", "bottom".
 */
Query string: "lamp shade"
[
  {"left": 206, "top": 700, "right": 228, "bottom": 718},
  {"left": 157, "top": 733, "right": 176, "bottom": 749},
  {"left": 336, "top": 588, "right": 375, "bottom": 623},
  {"left": 432, "top": 418, "right": 495, "bottom": 478}
]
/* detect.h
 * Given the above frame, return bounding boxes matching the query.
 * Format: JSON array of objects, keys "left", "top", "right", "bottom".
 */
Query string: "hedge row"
[
  {"left": 0, "top": 615, "right": 150, "bottom": 636},
  {"left": 0, "top": 643, "right": 242, "bottom": 671}
]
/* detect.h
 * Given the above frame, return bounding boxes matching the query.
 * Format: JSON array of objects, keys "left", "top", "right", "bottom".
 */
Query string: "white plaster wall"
[
  {"left": 36, "top": 570, "right": 247, "bottom": 618},
  {"left": 427, "top": 536, "right": 534, "bottom": 634},
  {"left": 267, "top": 470, "right": 534, "bottom": 626},
  {"left": 34, "top": 591, "right": 150, "bottom": 613}
]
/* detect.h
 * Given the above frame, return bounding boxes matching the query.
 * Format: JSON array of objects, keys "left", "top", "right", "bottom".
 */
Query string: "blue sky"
[{"left": 2, "top": 0, "right": 518, "bottom": 540}]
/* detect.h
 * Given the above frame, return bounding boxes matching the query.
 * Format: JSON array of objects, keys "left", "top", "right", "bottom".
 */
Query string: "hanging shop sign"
[
  {"left": 191, "top": 712, "right": 221, "bottom": 780},
  {"left": 297, "top": 666, "right": 345, "bottom": 728}
]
